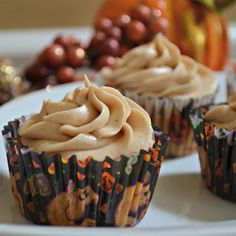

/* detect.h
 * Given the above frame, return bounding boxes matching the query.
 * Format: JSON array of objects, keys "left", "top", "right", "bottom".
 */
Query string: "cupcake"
[
  {"left": 102, "top": 34, "right": 218, "bottom": 158},
  {"left": 2, "top": 77, "right": 169, "bottom": 226},
  {"left": 189, "top": 96, "right": 236, "bottom": 202}
]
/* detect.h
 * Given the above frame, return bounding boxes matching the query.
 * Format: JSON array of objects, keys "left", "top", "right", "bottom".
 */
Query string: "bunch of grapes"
[
  {"left": 88, "top": 4, "right": 169, "bottom": 69},
  {"left": 25, "top": 35, "right": 87, "bottom": 86},
  {"left": 25, "top": 4, "right": 169, "bottom": 86}
]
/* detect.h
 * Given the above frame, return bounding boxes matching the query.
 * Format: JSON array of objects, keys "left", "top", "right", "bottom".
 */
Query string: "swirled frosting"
[
  {"left": 18, "top": 79, "right": 154, "bottom": 161},
  {"left": 205, "top": 96, "right": 236, "bottom": 131},
  {"left": 102, "top": 34, "right": 217, "bottom": 99}
]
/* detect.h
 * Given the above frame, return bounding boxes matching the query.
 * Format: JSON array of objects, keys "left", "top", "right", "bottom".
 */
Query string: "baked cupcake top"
[
  {"left": 205, "top": 95, "right": 236, "bottom": 131},
  {"left": 102, "top": 34, "right": 217, "bottom": 99},
  {"left": 18, "top": 78, "right": 154, "bottom": 160}
]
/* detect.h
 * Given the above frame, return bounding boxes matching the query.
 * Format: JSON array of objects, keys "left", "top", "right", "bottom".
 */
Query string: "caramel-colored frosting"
[
  {"left": 205, "top": 96, "right": 236, "bottom": 131},
  {"left": 18, "top": 79, "right": 154, "bottom": 160},
  {"left": 102, "top": 34, "right": 217, "bottom": 99}
]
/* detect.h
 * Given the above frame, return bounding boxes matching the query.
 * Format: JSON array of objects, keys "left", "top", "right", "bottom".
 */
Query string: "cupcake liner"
[
  {"left": 123, "top": 90, "right": 214, "bottom": 158},
  {"left": 2, "top": 117, "right": 169, "bottom": 226},
  {"left": 189, "top": 105, "right": 236, "bottom": 202}
]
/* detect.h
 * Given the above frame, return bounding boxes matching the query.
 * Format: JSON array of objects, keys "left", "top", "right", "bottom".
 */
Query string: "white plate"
[
  {"left": 0, "top": 26, "right": 236, "bottom": 236},
  {"left": 0, "top": 80, "right": 236, "bottom": 236}
]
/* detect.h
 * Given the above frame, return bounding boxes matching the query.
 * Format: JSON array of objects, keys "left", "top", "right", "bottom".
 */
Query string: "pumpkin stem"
[{"left": 193, "top": 0, "right": 236, "bottom": 12}]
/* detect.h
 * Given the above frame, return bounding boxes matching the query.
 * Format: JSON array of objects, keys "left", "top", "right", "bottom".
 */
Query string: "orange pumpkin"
[{"left": 96, "top": 0, "right": 229, "bottom": 70}]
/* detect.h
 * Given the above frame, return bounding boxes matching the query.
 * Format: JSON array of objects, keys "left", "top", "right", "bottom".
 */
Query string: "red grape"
[
  {"left": 25, "top": 63, "right": 50, "bottom": 82},
  {"left": 39, "top": 44, "right": 65, "bottom": 68},
  {"left": 130, "top": 5, "right": 151, "bottom": 24},
  {"left": 96, "top": 55, "right": 116, "bottom": 70},
  {"left": 126, "top": 20, "right": 147, "bottom": 43},
  {"left": 56, "top": 66, "right": 75, "bottom": 83},
  {"left": 95, "top": 18, "right": 113, "bottom": 31},
  {"left": 99, "top": 38, "right": 119, "bottom": 56},
  {"left": 54, "top": 35, "right": 79, "bottom": 49},
  {"left": 105, "top": 26, "right": 122, "bottom": 41},
  {"left": 66, "top": 46, "right": 86, "bottom": 67}
]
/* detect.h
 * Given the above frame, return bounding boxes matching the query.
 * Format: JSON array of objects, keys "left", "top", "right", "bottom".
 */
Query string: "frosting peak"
[
  {"left": 102, "top": 34, "right": 217, "bottom": 99},
  {"left": 205, "top": 95, "right": 236, "bottom": 131},
  {"left": 18, "top": 79, "right": 154, "bottom": 160}
]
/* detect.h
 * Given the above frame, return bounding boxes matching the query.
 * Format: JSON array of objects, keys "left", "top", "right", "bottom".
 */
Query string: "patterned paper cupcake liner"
[
  {"left": 189, "top": 105, "right": 236, "bottom": 202},
  {"left": 123, "top": 90, "right": 214, "bottom": 158},
  {"left": 2, "top": 117, "right": 169, "bottom": 227}
]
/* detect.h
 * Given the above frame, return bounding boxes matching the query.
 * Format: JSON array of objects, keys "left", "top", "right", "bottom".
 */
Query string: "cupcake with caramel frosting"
[
  {"left": 102, "top": 34, "right": 217, "bottom": 157},
  {"left": 190, "top": 96, "right": 236, "bottom": 202},
  {"left": 2, "top": 78, "right": 169, "bottom": 226}
]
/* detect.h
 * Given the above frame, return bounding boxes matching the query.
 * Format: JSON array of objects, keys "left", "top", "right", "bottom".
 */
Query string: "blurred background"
[{"left": 0, "top": 0, "right": 236, "bottom": 29}]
